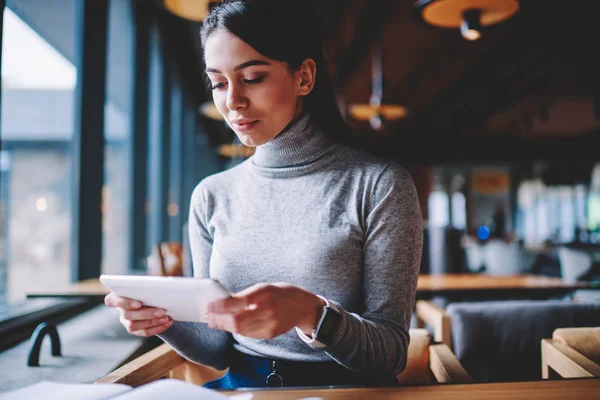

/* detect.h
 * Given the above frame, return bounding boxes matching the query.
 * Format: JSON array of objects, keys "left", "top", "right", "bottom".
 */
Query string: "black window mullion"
[
  {"left": 181, "top": 96, "right": 196, "bottom": 229},
  {"left": 71, "top": 0, "right": 109, "bottom": 282},
  {"left": 147, "top": 25, "right": 170, "bottom": 252},
  {"left": 129, "top": 0, "right": 150, "bottom": 271},
  {"left": 168, "top": 73, "right": 183, "bottom": 242}
]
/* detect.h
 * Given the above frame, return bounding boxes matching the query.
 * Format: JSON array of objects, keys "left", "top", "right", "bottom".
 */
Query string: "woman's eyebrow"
[{"left": 206, "top": 60, "right": 271, "bottom": 74}]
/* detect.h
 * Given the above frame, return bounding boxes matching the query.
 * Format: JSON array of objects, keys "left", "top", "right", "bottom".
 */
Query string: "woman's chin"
[{"left": 237, "top": 133, "right": 271, "bottom": 148}]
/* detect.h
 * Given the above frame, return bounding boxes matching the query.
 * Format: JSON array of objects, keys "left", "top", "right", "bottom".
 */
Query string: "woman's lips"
[{"left": 232, "top": 120, "right": 259, "bottom": 132}]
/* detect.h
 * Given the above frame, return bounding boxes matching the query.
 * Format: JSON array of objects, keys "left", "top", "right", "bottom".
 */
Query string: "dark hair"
[{"left": 200, "top": 0, "right": 351, "bottom": 142}]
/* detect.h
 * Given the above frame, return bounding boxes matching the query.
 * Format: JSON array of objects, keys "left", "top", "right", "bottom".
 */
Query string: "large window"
[
  {"left": 428, "top": 190, "right": 449, "bottom": 227},
  {"left": 1, "top": 6, "right": 77, "bottom": 303},
  {"left": 102, "top": 0, "right": 134, "bottom": 275},
  {"left": 451, "top": 192, "right": 466, "bottom": 230}
]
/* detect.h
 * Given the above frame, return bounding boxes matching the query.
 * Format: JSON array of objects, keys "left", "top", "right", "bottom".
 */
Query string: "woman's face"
[{"left": 204, "top": 29, "right": 304, "bottom": 147}]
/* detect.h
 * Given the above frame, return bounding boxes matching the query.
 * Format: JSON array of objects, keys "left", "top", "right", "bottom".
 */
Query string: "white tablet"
[{"left": 99, "top": 275, "right": 231, "bottom": 323}]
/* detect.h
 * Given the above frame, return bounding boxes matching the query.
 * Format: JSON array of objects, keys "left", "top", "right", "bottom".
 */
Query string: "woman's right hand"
[{"left": 104, "top": 293, "right": 174, "bottom": 337}]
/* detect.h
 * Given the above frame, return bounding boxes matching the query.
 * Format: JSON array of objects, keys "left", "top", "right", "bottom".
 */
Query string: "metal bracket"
[{"left": 27, "top": 322, "right": 62, "bottom": 367}]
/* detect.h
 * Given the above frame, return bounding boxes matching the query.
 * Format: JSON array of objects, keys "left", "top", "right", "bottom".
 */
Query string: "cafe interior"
[{"left": 1, "top": 0, "right": 599, "bottom": 398}]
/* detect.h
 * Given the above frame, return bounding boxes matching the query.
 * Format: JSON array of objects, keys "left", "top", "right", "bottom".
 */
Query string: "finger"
[
  {"left": 206, "top": 305, "right": 273, "bottom": 334},
  {"left": 231, "top": 306, "right": 275, "bottom": 332},
  {"left": 208, "top": 284, "right": 272, "bottom": 314},
  {"left": 121, "top": 307, "right": 167, "bottom": 321},
  {"left": 206, "top": 313, "right": 234, "bottom": 331},
  {"left": 105, "top": 293, "right": 142, "bottom": 310},
  {"left": 207, "top": 296, "right": 248, "bottom": 314},
  {"left": 241, "top": 320, "right": 278, "bottom": 340},
  {"left": 131, "top": 320, "right": 174, "bottom": 337},
  {"left": 127, "top": 317, "right": 172, "bottom": 332}
]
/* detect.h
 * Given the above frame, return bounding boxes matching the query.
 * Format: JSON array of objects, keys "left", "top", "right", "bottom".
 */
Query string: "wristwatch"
[{"left": 310, "top": 296, "right": 341, "bottom": 346}]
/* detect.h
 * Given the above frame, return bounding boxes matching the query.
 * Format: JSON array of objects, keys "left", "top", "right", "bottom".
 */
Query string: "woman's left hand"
[{"left": 205, "top": 283, "right": 325, "bottom": 339}]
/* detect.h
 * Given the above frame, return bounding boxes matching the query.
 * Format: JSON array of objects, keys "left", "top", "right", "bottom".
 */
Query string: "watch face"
[{"left": 316, "top": 307, "right": 341, "bottom": 345}]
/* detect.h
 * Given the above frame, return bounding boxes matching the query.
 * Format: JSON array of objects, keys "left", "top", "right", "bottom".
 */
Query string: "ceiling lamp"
[
  {"left": 164, "top": 0, "right": 221, "bottom": 22},
  {"left": 348, "top": 37, "right": 408, "bottom": 131},
  {"left": 414, "top": 0, "right": 519, "bottom": 41},
  {"left": 198, "top": 101, "right": 224, "bottom": 121}
]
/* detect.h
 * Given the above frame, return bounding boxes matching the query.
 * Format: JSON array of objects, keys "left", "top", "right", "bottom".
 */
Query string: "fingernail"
[
  {"left": 159, "top": 317, "right": 169, "bottom": 324},
  {"left": 203, "top": 312, "right": 210, "bottom": 321},
  {"left": 154, "top": 310, "right": 165, "bottom": 317},
  {"left": 165, "top": 320, "right": 173, "bottom": 326},
  {"left": 131, "top": 301, "right": 141, "bottom": 309}
]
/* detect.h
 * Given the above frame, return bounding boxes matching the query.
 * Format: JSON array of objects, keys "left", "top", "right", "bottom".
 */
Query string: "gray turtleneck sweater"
[{"left": 159, "top": 114, "right": 423, "bottom": 378}]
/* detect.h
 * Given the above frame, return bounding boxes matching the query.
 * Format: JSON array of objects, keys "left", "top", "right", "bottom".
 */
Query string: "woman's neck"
[{"left": 251, "top": 114, "right": 334, "bottom": 168}]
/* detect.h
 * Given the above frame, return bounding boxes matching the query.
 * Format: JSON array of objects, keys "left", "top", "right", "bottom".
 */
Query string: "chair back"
[
  {"left": 558, "top": 247, "right": 593, "bottom": 283},
  {"left": 483, "top": 239, "right": 536, "bottom": 276},
  {"left": 148, "top": 242, "right": 183, "bottom": 277},
  {"left": 447, "top": 300, "right": 600, "bottom": 382},
  {"left": 463, "top": 237, "right": 485, "bottom": 272},
  {"left": 397, "top": 329, "right": 432, "bottom": 385}
]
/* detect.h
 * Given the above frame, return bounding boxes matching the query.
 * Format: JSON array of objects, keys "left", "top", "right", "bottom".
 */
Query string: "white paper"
[
  {"left": 0, "top": 381, "right": 131, "bottom": 400},
  {"left": 111, "top": 379, "right": 252, "bottom": 400},
  {"left": 0, "top": 379, "right": 252, "bottom": 400}
]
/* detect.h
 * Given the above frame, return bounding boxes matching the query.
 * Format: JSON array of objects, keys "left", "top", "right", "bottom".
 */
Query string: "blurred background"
[{"left": 0, "top": 0, "right": 599, "bottom": 304}]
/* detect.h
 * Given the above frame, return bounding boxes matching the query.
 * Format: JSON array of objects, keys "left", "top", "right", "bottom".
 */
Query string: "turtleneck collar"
[{"left": 251, "top": 113, "right": 335, "bottom": 169}]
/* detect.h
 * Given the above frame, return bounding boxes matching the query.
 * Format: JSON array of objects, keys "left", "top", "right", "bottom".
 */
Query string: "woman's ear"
[{"left": 297, "top": 58, "right": 317, "bottom": 97}]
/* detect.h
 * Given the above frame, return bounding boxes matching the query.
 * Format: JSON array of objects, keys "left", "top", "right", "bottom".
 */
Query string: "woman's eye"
[
  {"left": 211, "top": 82, "right": 226, "bottom": 91},
  {"left": 244, "top": 77, "right": 264, "bottom": 85}
]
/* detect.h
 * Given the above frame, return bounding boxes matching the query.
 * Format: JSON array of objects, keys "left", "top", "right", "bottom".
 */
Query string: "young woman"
[{"left": 105, "top": 0, "right": 423, "bottom": 388}]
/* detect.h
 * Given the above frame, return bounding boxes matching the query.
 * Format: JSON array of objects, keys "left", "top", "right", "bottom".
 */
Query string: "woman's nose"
[{"left": 226, "top": 85, "right": 248, "bottom": 111}]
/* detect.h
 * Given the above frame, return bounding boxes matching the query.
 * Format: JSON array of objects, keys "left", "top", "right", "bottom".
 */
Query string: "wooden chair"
[
  {"left": 418, "top": 299, "right": 600, "bottom": 382},
  {"left": 96, "top": 344, "right": 227, "bottom": 387},
  {"left": 542, "top": 327, "right": 600, "bottom": 379},
  {"left": 147, "top": 242, "right": 184, "bottom": 277},
  {"left": 397, "top": 328, "right": 472, "bottom": 385},
  {"left": 96, "top": 328, "right": 471, "bottom": 387},
  {"left": 415, "top": 300, "right": 452, "bottom": 348}
]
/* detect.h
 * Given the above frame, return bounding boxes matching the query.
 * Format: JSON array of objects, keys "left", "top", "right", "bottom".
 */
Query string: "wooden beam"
[
  {"left": 359, "top": 130, "right": 600, "bottom": 164},
  {"left": 398, "top": 5, "right": 594, "bottom": 132}
]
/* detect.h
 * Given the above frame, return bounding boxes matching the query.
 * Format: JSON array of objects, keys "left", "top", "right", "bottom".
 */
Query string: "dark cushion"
[{"left": 447, "top": 300, "right": 600, "bottom": 382}]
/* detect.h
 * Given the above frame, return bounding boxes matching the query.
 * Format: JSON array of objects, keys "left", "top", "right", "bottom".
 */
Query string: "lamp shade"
[
  {"left": 415, "top": 0, "right": 519, "bottom": 40},
  {"left": 348, "top": 103, "right": 409, "bottom": 121},
  {"left": 164, "top": 0, "right": 220, "bottom": 22},
  {"left": 347, "top": 37, "right": 408, "bottom": 130}
]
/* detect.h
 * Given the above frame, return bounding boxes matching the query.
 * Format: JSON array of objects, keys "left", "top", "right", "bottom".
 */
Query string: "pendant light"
[
  {"left": 348, "top": 36, "right": 408, "bottom": 131},
  {"left": 164, "top": 0, "right": 221, "bottom": 22},
  {"left": 414, "top": 0, "right": 519, "bottom": 41}
]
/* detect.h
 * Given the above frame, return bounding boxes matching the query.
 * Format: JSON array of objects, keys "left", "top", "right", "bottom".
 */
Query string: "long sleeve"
[
  {"left": 312, "top": 166, "right": 423, "bottom": 377},
  {"left": 157, "top": 184, "right": 234, "bottom": 371}
]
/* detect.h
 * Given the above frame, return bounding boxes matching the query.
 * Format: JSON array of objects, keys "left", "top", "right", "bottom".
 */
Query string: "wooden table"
[
  {"left": 27, "top": 274, "right": 597, "bottom": 301},
  {"left": 27, "top": 279, "right": 109, "bottom": 300},
  {"left": 221, "top": 379, "right": 600, "bottom": 399},
  {"left": 416, "top": 274, "right": 596, "bottom": 300}
]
